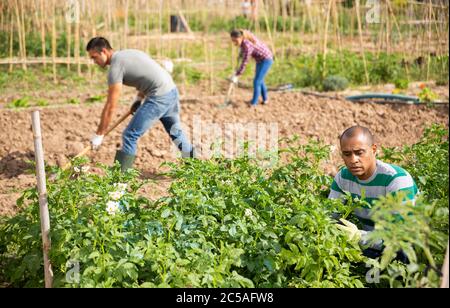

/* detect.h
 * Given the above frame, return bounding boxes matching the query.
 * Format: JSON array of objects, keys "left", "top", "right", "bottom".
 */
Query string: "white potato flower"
[
  {"left": 244, "top": 208, "right": 253, "bottom": 217},
  {"left": 106, "top": 201, "right": 120, "bottom": 216},
  {"left": 109, "top": 190, "right": 125, "bottom": 201},
  {"left": 113, "top": 183, "right": 128, "bottom": 192}
]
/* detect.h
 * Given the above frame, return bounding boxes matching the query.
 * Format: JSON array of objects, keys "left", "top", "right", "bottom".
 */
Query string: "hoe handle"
[{"left": 62, "top": 110, "right": 132, "bottom": 170}]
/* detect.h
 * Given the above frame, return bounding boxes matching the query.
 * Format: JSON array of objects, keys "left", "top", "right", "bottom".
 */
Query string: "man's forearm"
[{"left": 96, "top": 102, "right": 116, "bottom": 135}]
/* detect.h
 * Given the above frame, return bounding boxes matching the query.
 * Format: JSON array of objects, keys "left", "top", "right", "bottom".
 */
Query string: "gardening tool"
[
  {"left": 217, "top": 82, "right": 235, "bottom": 108},
  {"left": 62, "top": 110, "right": 132, "bottom": 170}
]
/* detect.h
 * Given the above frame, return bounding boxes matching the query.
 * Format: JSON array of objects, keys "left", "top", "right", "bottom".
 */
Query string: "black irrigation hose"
[{"left": 232, "top": 81, "right": 449, "bottom": 105}]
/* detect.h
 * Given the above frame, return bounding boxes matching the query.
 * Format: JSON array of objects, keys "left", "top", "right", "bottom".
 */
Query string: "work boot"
[
  {"left": 181, "top": 148, "right": 196, "bottom": 159},
  {"left": 114, "top": 150, "right": 136, "bottom": 172}
]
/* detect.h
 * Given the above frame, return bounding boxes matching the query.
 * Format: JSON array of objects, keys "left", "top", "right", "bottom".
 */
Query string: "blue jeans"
[
  {"left": 251, "top": 58, "right": 273, "bottom": 105},
  {"left": 122, "top": 88, "right": 193, "bottom": 157}
]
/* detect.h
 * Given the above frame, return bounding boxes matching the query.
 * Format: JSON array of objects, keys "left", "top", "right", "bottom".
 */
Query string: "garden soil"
[{"left": 0, "top": 90, "right": 448, "bottom": 216}]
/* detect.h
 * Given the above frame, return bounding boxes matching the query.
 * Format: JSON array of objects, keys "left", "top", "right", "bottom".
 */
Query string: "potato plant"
[{"left": 0, "top": 126, "right": 448, "bottom": 288}]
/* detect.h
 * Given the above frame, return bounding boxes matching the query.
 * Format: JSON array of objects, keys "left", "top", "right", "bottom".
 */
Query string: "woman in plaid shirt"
[{"left": 230, "top": 29, "right": 273, "bottom": 106}]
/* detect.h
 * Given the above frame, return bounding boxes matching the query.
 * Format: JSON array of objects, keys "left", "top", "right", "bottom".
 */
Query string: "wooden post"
[
  {"left": 31, "top": 110, "right": 53, "bottom": 289},
  {"left": 441, "top": 241, "right": 449, "bottom": 288}
]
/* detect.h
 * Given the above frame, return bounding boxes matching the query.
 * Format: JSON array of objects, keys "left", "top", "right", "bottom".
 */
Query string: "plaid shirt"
[{"left": 235, "top": 37, "right": 273, "bottom": 76}]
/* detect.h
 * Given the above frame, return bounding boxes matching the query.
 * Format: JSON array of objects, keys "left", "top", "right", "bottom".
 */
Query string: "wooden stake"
[{"left": 31, "top": 110, "right": 53, "bottom": 289}]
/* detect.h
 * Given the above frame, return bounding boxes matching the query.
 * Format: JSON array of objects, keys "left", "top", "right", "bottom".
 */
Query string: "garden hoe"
[
  {"left": 217, "top": 81, "right": 235, "bottom": 108},
  {"left": 62, "top": 110, "right": 132, "bottom": 170}
]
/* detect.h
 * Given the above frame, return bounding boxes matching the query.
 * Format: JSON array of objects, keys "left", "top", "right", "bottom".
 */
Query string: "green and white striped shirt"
[{"left": 329, "top": 160, "right": 418, "bottom": 230}]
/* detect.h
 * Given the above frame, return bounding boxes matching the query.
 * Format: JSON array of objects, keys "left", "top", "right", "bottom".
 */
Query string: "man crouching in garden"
[
  {"left": 86, "top": 37, "right": 194, "bottom": 171},
  {"left": 329, "top": 125, "right": 418, "bottom": 259}
]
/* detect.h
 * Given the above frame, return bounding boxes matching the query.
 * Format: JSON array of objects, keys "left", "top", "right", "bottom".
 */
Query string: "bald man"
[
  {"left": 329, "top": 126, "right": 418, "bottom": 231},
  {"left": 328, "top": 126, "right": 418, "bottom": 259}
]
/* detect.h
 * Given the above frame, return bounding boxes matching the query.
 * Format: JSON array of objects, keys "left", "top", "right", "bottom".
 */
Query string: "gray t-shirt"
[{"left": 108, "top": 49, "right": 176, "bottom": 97}]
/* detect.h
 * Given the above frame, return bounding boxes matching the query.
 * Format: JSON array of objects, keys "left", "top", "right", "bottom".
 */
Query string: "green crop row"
[{"left": 0, "top": 124, "right": 447, "bottom": 288}]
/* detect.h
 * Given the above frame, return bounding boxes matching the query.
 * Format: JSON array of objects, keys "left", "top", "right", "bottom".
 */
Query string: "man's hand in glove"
[{"left": 336, "top": 218, "right": 366, "bottom": 241}]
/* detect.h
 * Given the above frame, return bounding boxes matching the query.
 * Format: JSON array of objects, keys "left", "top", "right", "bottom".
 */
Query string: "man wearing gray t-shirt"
[{"left": 86, "top": 37, "right": 194, "bottom": 171}]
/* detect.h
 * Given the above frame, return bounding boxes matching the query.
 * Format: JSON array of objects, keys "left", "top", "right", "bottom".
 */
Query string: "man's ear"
[{"left": 372, "top": 143, "right": 378, "bottom": 156}]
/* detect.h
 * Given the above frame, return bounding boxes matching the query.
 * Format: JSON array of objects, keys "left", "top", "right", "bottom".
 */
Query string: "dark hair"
[
  {"left": 230, "top": 29, "right": 256, "bottom": 44},
  {"left": 339, "top": 125, "right": 374, "bottom": 145},
  {"left": 230, "top": 29, "right": 243, "bottom": 38},
  {"left": 86, "top": 37, "right": 112, "bottom": 52}
]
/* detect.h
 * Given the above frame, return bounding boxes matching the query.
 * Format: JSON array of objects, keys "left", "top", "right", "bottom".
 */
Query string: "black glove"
[{"left": 130, "top": 100, "right": 141, "bottom": 114}]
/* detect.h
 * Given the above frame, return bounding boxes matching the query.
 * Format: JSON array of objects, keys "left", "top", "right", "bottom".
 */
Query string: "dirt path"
[{"left": 0, "top": 91, "right": 448, "bottom": 216}]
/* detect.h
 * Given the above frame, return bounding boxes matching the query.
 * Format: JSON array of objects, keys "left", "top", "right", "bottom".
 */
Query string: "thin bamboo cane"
[
  {"left": 51, "top": 0, "right": 56, "bottom": 83},
  {"left": 322, "top": 0, "right": 333, "bottom": 78},
  {"left": 157, "top": 0, "right": 162, "bottom": 58},
  {"left": 0, "top": 2, "right": 3, "bottom": 32},
  {"left": 209, "top": 40, "right": 214, "bottom": 95},
  {"left": 66, "top": 17, "right": 71, "bottom": 71},
  {"left": 40, "top": 0, "right": 47, "bottom": 69},
  {"left": 386, "top": 1, "right": 409, "bottom": 79},
  {"left": 332, "top": 0, "right": 342, "bottom": 53},
  {"left": 289, "top": 0, "right": 295, "bottom": 46},
  {"left": 261, "top": 1, "right": 276, "bottom": 58},
  {"left": 426, "top": 0, "right": 432, "bottom": 81},
  {"left": 9, "top": 16, "right": 13, "bottom": 73},
  {"left": 124, "top": 0, "right": 129, "bottom": 49},
  {"left": 203, "top": 37, "right": 209, "bottom": 95},
  {"left": 355, "top": 0, "right": 369, "bottom": 84},
  {"left": 19, "top": 0, "right": 27, "bottom": 71},
  {"left": 271, "top": 0, "right": 277, "bottom": 36},
  {"left": 74, "top": 6, "right": 80, "bottom": 75},
  {"left": 181, "top": 40, "right": 186, "bottom": 95},
  {"left": 13, "top": 0, "right": 25, "bottom": 70},
  {"left": 146, "top": 0, "right": 150, "bottom": 53}
]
